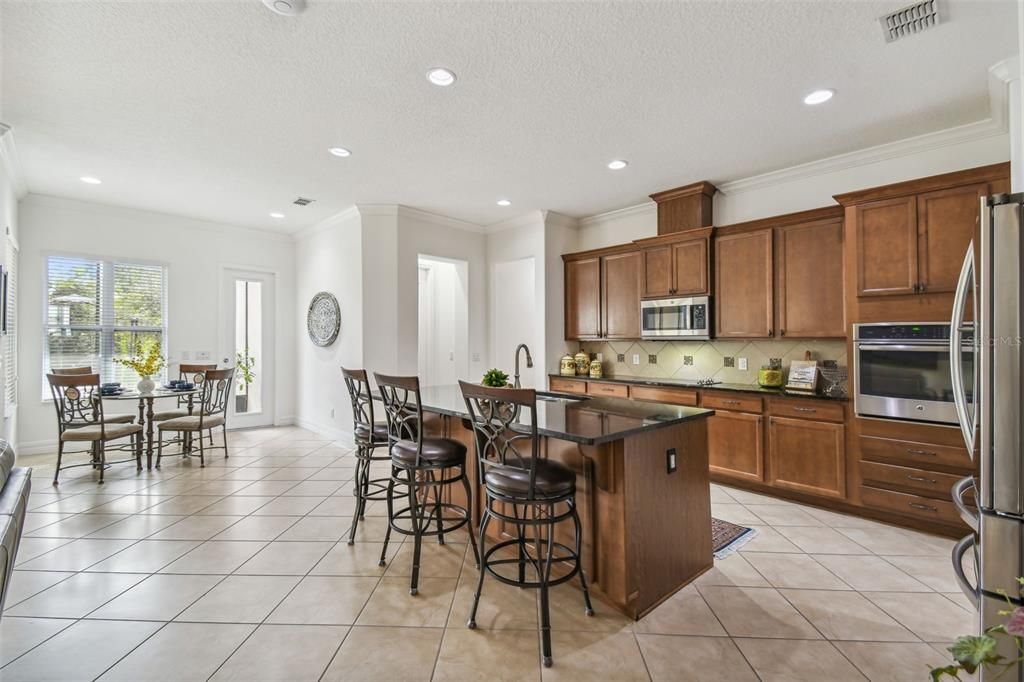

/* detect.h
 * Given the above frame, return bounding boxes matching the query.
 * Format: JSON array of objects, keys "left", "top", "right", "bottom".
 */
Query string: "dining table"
[{"left": 102, "top": 387, "right": 200, "bottom": 469}]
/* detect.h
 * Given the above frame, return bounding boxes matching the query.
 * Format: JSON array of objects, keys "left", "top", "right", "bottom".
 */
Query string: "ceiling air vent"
[
  {"left": 880, "top": 0, "right": 941, "bottom": 42},
  {"left": 293, "top": 197, "right": 315, "bottom": 206}
]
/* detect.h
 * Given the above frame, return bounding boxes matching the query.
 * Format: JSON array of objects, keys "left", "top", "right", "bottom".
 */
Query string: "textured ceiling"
[{"left": 2, "top": 0, "right": 1017, "bottom": 232}]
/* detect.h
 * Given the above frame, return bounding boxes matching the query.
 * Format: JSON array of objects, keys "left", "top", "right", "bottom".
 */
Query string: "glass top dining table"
[{"left": 102, "top": 388, "right": 200, "bottom": 468}]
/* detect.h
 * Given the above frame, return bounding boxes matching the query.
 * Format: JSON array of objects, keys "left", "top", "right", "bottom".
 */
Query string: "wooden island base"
[{"left": 429, "top": 414, "right": 712, "bottom": 620}]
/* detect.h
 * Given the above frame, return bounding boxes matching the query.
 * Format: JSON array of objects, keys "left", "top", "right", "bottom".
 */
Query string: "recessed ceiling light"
[
  {"left": 803, "top": 89, "right": 835, "bottom": 105},
  {"left": 80, "top": 176, "right": 102, "bottom": 184},
  {"left": 607, "top": 160, "right": 628, "bottom": 170},
  {"left": 496, "top": 199, "right": 511, "bottom": 207},
  {"left": 427, "top": 67, "right": 457, "bottom": 87},
  {"left": 269, "top": 212, "right": 285, "bottom": 219},
  {"left": 328, "top": 147, "right": 351, "bottom": 158}
]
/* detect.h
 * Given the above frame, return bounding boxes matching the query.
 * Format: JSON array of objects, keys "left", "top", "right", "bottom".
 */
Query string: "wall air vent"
[
  {"left": 293, "top": 197, "right": 315, "bottom": 206},
  {"left": 880, "top": 0, "right": 941, "bottom": 42}
]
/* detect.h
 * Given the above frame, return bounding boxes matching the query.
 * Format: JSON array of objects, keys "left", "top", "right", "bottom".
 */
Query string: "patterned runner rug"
[{"left": 711, "top": 517, "right": 757, "bottom": 559}]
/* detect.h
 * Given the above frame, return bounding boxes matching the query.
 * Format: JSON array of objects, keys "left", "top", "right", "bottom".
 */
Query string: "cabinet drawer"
[
  {"left": 629, "top": 385, "right": 698, "bottom": 406},
  {"left": 769, "top": 398, "right": 844, "bottom": 423},
  {"left": 859, "top": 435, "right": 972, "bottom": 470},
  {"left": 702, "top": 392, "right": 762, "bottom": 413},
  {"left": 587, "top": 381, "right": 630, "bottom": 398},
  {"left": 860, "top": 485, "right": 964, "bottom": 527},
  {"left": 549, "top": 377, "right": 588, "bottom": 394},
  {"left": 860, "top": 461, "right": 964, "bottom": 499}
]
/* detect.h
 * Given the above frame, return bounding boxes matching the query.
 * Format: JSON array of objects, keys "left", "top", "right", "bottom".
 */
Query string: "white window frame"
[{"left": 42, "top": 252, "right": 169, "bottom": 400}]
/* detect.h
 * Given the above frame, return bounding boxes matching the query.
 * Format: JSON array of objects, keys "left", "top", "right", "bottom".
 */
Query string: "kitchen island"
[{"left": 413, "top": 385, "right": 714, "bottom": 619}]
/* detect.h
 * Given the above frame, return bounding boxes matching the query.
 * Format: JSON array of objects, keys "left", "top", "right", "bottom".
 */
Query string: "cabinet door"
[
  {"left": 917, "top": 184, "right": 986, "bottom": 294},
  {"left": 672, "top": 237, "right": 709, "bottom": 295},
  {"left": 707, "top": 410, "right": 763, "bottom": 481},
  {"left": 565, "top": 257, "right": 601, "bottom": 339},
  {"left": 602, "top": 251, "right": 642, "bottom": 339},
  {"left": 854, "top": 196, "right": 918, "bottom": 297},
  {"left": 768, "top": 416, "right": 846, "bottom": 499},
  {"left": 777, "top": 219, "right": 845, "bottom": 337},
  {"left": 643, "top": 246, "right": 673, "bottom": 298},
  {"left": 714, "top": 230, "right": 773, "bottom": 337}
]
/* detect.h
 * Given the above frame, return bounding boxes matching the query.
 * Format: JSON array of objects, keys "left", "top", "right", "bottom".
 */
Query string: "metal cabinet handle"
[
  {"left": 780, "top": 329, "right": 786, "bottom": 336},
  {"left": 919, "top": 283, "right": 928, "bottom": 292},
  {"left": 906, "top": 448, "right": 936, "bottom": 456},
  {"left": 793, "top": 407, "right": 816, "bottom": 413},
  {"left": 908, "top": 502, "right": 938, "bottom": 512},
  {"left": 906, "top": 474, "right": 937, "bottom": 484},
  {"left": 912, "top": 283, "right": 920, "bottom": 293},
  {"left": 767, "top": 328, "right": 773, "bottom": 336},
  {"left": 723, "top": 400, "right": 741, "bottom": 405}
]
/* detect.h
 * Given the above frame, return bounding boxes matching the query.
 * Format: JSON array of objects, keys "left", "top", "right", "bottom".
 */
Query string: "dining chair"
[
  {"left": 47, "top": 373, "right": 143, "bottom": 485},
  {"left": 152, "top": 363, "right": 217, "bottom": 449},
  {"left": 156, "top": 367, "right": 234, "bottom": 468},
  {"left": 52, "top": 366, "right": 136, "bottom": 425}
]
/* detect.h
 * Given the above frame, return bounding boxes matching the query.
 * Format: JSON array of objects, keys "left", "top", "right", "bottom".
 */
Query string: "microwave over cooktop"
[{"left": 641, "top": 296, "right": 711, "bottom": 340}]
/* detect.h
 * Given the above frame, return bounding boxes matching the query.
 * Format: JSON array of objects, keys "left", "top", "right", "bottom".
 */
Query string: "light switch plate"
[
  {"left": 738, "top": 357, "right": 748, "bottom": 371},
  {"left": 182, "top": 351, "right": 191, "bottom": 361},
  {"left": 472, "top": 352, "right": 481, "bottom": 362},
  {"left": 196, "top": 351, "right": 211, "bottom": 360}
]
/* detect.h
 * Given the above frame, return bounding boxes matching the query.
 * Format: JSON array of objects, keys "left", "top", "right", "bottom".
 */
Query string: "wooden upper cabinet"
[
  {"left": 643, "top": 246, "right": 673, "bottom": 298},
  {"left": 853, "top": 196, "right": 918, "bottom": 297},
  {"left": 777, "top": 218, "right": 845, "bottom": 337},
  {"left": 602, "top": 250, "right": 643, "bottom": 339},
  {"left": 564, "top": 256, "right": 601, "bottom": 339},
  {"left": 715, "top": 229, "right": 773, "bottom": 337},
  {"left": 673, "top": 238, "right": 709, "bottom": 295},
  {"left": 917, "top": 183, "right": 986, "bottom": 294}
]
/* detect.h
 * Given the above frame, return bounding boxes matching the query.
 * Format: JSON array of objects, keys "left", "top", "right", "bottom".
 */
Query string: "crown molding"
[
  {"left": 0, "top": 124, "right": 28, "bottom": 199},
  {"left": 395, "top": 205, "right": 485, "bottom": 233},
  {"left": 578, "top": 201, "right": 655, "bottom": 228},
  {"left": 292, "top": 204, "right": 361, "bottom": 241},
  {"left": 485, "top": 210, "right": 545, "bottom": 234},
  {"left": 542, "top": 210, "right": 580, "bottom": 230}
]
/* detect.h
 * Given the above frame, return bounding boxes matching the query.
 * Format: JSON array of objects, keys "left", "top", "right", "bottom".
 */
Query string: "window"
[
  {"left": 44, "top": 255, "right": 167, "bottom": 398},
  {"left": 4, "top": 237, "right": 17, "bottom": 415}
]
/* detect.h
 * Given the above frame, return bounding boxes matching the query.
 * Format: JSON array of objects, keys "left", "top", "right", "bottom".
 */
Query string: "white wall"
[
  {"left": 18, "top": 194, "right": 297, "bottom": 453},
  {"left": 0, "top": 133, "right": 20, "bottom": 446},
  {"left": 293, "top": 208, "right": 362, "bottom": 440},
  {"left": 577, "top": 132, "right": 1013, "bottom": 251}
]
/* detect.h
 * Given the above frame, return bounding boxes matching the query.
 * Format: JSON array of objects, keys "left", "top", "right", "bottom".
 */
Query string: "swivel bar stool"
[
  {"left": 459, "top": 380, "right": 593, "bottom": 668},
  {"left": 375, "top": 373, "right": 479, "bottom": 594},
  {"left": 341, "top": 367, "right": 394, "bottom": 546}
]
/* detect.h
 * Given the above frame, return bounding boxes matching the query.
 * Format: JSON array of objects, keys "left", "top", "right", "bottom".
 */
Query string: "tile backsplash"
[{"left": 562, "top": 338, "right": 848, "bottom": 387}]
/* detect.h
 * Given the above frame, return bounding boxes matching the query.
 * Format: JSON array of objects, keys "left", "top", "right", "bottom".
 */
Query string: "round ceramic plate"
[{"left": 307, "top": 291, "right": 341, "bottom": 347}]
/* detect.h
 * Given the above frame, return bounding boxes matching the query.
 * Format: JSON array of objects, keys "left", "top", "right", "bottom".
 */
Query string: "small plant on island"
[{"left": 481, "top": 368, "right": 510, "bottom": 388}]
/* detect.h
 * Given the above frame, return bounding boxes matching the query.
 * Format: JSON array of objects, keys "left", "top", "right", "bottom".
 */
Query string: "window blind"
[
  {"left": 44, "top": 255, "right": 167, "bottom": 397},
  {"left": 4, "top": 238, "right": 16, "bottom": 414}
]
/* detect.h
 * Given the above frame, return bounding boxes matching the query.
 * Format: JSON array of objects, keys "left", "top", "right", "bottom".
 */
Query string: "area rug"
[{"left": 711, "top": 517, "right": 757, "bottom": 559}]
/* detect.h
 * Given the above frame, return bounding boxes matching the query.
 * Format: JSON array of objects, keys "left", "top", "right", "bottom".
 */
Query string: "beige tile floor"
[{"left": 0, "top": 426, "right": 976, "bottom": 681}]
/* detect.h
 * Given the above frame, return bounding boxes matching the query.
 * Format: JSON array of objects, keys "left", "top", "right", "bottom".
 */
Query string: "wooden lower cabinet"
[
  {"left": 707, "top": 410, "right": 763, "bottom": 482},
  {"left": 768, "top": 416, "right": 846, "bottom": 499}
]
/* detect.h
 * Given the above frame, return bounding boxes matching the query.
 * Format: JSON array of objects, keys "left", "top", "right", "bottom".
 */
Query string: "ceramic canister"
[
  {"left": 589, "top": 359, "right": 603, "bottom": 379},
  {"left": 574, "top": 349, "right": 590, "bottom": 376},
  {"left": 560, "top": 354, "right": 577, "bottom": 376}
]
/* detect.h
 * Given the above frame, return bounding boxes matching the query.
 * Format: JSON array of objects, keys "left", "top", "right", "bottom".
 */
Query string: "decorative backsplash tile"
[{"left": 565, "top": 338, "right": 848, "bottom": 387}]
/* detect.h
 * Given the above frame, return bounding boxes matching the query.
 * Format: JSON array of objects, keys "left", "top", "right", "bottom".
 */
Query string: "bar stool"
[
  {"left": 459, "top": 380, "right": 593, "bottom": 668},
  {"left": 375, "top": 373, "right": 479, "bottom": 595},
  {"left": 341, "top": 367, "right": 394, "bottom": 546}
]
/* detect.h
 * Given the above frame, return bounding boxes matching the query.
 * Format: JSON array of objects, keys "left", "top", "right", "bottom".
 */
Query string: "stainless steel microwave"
[{"left": 641, "top": 296, "right": 711, "bottom": 340}]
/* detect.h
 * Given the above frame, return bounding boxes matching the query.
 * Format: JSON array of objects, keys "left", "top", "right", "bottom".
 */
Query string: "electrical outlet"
[
  {"left": 683, "top": 355, "right": 693, "bottom": 366},
  {"left": 596, "top": 352, "right": 603, "bottom": 362},
  {"left": 648, "top": 354, "right": 658, "bottom": 365},
  {"left": 330, "top": 407, "right": 335, "bottom": 419},
  {"left": 632, "top": 354, "right": 640, "bottom": 365},
  {"left": 472, "top": 352, "right": 481, "bottom": 362},
  {"left": 196, "top": 350, "right": 211, "bottom": 360},
  {"left": 616, "top": 353, "right": 625, "bottom": 363},
  {"left": 723, "top": 356, "right": 735, "bottom": 368},
  {"left": 666, "top": 448, "right": 677, "bottom": 473},
  {"left": 738, "top": 357, "right": 748, "bottom": 371}
]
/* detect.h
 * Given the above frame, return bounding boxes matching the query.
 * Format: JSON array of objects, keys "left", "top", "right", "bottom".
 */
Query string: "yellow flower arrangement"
[{"left": 114, "top": 337, "right": 165, "bottom": 379}]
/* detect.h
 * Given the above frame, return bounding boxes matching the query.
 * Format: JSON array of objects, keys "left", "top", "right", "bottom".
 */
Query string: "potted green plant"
[
  {"left": 236, "top": 349, "right": 256, "bottom": 412},
  {"left": 481, "top": 368, "right": 511, "bottom": 388},
  {"left": 931, "top": 579, "right": 1024, "bottom": 680},
  {"left": 114, "top": 337, "right": 165, "bottom": 394}
]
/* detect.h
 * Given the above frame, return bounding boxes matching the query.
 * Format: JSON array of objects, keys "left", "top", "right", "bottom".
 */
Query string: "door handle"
[
  {"left": 952, "top": 534, "right": 980, "bottom": 603},
  {"left": 949, "top": 241, "right": 976, "bottom": 456}
]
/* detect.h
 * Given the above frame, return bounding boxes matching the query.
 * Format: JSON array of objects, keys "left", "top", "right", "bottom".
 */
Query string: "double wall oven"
[{"left": 853, "top": 322, "right": 972, "bottom": 426}]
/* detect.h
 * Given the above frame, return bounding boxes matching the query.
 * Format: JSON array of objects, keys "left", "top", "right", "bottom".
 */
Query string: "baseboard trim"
[
  {"left": 17, "top": 439, "right": 57, "bottom": 456},
  {"left": 294, "top": 417, "right": 354, "bottom": 446}
]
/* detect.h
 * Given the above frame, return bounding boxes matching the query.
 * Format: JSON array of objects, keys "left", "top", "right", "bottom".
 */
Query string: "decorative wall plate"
[{"left": 307, "top": 292, "right": 341, "bottom": 347}]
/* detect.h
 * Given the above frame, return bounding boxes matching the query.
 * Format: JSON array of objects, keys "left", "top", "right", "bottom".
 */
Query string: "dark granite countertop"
[
  {"left": 549, "top": 373, "right": 849, "bottom": 402},
  {"left": 411, "top": 384, "right": 714, "bottom": 446}
]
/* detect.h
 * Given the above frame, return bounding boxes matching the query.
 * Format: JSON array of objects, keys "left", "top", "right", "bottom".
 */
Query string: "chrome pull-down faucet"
[{"left": 514, "top": 344, "right": 534, "bottom": 389}]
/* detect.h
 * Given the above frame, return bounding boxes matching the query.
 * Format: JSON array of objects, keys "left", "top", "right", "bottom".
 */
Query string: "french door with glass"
[{"left": 220, "top": 268, "right": 275, "bottom": 429}]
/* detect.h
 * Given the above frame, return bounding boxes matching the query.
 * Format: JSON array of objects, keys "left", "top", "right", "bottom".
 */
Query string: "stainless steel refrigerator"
[{"left": 950, "top": 192, "right": 1024, "bottom": 681}]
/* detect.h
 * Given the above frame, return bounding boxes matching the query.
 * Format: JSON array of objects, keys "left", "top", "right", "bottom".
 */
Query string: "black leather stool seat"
[
  {"left": 484, "top": 459, "right": 575, "bottom": 498},
  {"left": 354, "top": 422, "right": 389, "bottom": 443},
  {"left": 391, "top": 437, "right": 466, "bottom": 467}
]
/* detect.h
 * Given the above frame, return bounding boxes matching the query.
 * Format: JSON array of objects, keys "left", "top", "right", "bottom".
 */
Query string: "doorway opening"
[
  {"left": 221, "top": 268, "right": 275, "bottom": 429},
  {"left": 417, "top": 255, "right": 469, "bottom": 387}
]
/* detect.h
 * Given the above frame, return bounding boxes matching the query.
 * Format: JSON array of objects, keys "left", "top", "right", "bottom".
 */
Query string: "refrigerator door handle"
[
  {"left": 952, "top": 534, "right": 980, "bottom": 605},
  {"left": 949, "top": 241, "right": 976, "bottom": 456},
  {"left": 951, "top": 476, "right": 979, "bottom": 532}
]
